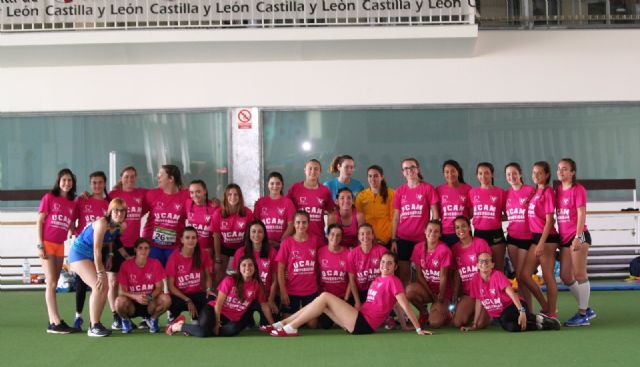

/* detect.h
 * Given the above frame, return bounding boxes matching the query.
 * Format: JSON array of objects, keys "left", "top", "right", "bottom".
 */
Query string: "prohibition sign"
[{"left": 238, "top": 109, "right": 252, "bottom": 124}]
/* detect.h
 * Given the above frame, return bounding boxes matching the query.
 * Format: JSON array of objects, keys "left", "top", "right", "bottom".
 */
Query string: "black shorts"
[
  {"left": 474, "top": 229, "right": 506, "bottom": 246},
  {"left": 351, "top": 312, "right": 374, "bottom": 335},
  {"left": 396, "top": 238, "right": 417, "bottom": 261},
  {"left": 441, "top": 233, "right": 459, "bottom": 247},
  {"left": 110, "top": 244, "right": 134, "bottom": 273},
  {"left": 532, "top": 232, "right": 561, "bottom": 245},
  {"left": 506, "top": 236, "right": 533, "bottom": 250},
  {"left": 561, "top": 231, "right": 592, "bottom": 248},
  {"left": 281, "top": 293, "right": 318, "bottom": 315},
  {"left": 220, "top": 246, "right": 236, "bottom": 257},
  {"left": 130, "top": 301, "right": 151, "bottom": 319}
]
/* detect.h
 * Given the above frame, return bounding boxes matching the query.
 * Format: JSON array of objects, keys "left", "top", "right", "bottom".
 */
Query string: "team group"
[{"left": 35, "top": 154, "right": 593, "bottom": 337}]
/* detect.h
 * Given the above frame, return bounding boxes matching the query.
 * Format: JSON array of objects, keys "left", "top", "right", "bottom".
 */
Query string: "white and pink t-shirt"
[
  {"left": 287, "top": 182, "right": 335, "bottom": 239},
  {"left": 211, "top": 208, "right": 253, "bottom": 251},
  {"left": 231, "top": 247, "right": 278, "bottom": 295},
  {"left": 469, "top": 187, "right": 505, "bottom": 231},
  {"left": 410, "top": 241, "right": 453, "bottom": 299},
  {"left": 504, "top": 185, "right": 535, "bottom": 240},
  {"left": 347, "top": 244, "right": 388, "bottom": 292},
  {"left": 276, "top": 235, "right": 323, "bottom": 296},
  {"left": 117, "top": 258, "right": 166, "bottom": 296},
  {"left": 469, "top": 270, "right": 514, "bottom": 318},
  {"left": 452, "top": 237, "right": 492, "bottom": 296},
  {"left": 142, "top": 188, "right": 189, "bottom": 249},
  {"left": 393, "top": 182, "right": 439, "bottom": 242},
  {"left": 185, "top": 199, "right": 217, "bottom": 251},
  {"left": 360, "top": 275, "right": 404, "bottom": 331},
  {"left": 318, "top": 245, "right": 349, "bottom": 298},
  {"left": 556, "top": 183, "right": 589, "bottom": 244},
  {"left": 166, "top": 250, "right": 213, "bottom": 294},
  {"left": 74, "top": 196, "right": 108, "bottom": 236},
  {"left": 212, "top": 276, "right": 266, "bottom": 322},
  {"left": 437, "top": 183, "right": 472, "bottom": 235},
  {"left": 336, "top": 208, "right": 359, "bottom": 248},
  {"left": 253, "top": 196, "right": 296, "bottom": 243},
  {"left": 108, "top": 188, "right": 148, "bottom": 247},
  {"left": 39, "top": 193, "right": 76, "bottom": 244},
  {"left": 527, "top": 187, "right": 557, "bottom": 235}
]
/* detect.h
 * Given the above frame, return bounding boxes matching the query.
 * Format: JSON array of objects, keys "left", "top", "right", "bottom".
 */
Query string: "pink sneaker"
[{"left": 259, "top": 325, "right": 275, "bottom": 333}]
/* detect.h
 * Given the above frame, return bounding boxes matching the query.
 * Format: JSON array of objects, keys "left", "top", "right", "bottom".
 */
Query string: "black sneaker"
[
  {"left": 536, "top": 313, "right": 561, "bottom": 330},
  {"left": 47, "top": 320, "right": 73, "bottom": 334},
  {"left": 138, "top": 318, "right": 150, "bottom": 329},
  {"left": 88, "top": 322, "right": 112, "bottom": 337}
]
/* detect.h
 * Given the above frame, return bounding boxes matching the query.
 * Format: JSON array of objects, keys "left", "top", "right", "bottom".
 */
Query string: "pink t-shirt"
[
  {"left": 117, "top": 258, "right": 166, "bottom": 296},
  {"left": 317, "top": 245, "right": 350, "bottom": 298},
  {"left": 360, "top": 275, "right": 404, "bottom": 331},
  {"left": 38, "top": 193, "right": 76, "bottom": 244},
  {"left": 287, "top": 182, "right": 335, "bottom": 239},
  {"left": 74, "top": 196, "right": 108, "bottom": 237},
  {"left": 253, "top": 196, "right": 296, "bottom": 243},
  {"left": 210, "top": 208, "right": 253, "bottom": 250},
  {"left": 504, "top": 185, "right": 535, "bottom": 240},
  {"left": 527, "top": 187, "right": 557, "bottom": 235},
  {"left": 185, "top": 199, "right": 217, "bottom": 251},
  {"left": 469, "top": 270, "right": 514, "bottom": 318},
  {"left": 469, "top": 187, "right": 505, "bottom": 231},
  {"left": 142, "top": 188, "right": 189, "bottom": 249},
  {"left": 452, "top": 237, "right": 492, "bottom": 296},
  {"left": 410, "top": 241, "right": 453, "bottom": 299},
  {"left": 437, "top": 183, "right": 472, "bottom": 235},
  {"left": 556, "top": 183, "right": 589, "bottom": 244},
  {"left": 393, "top": 182, "right": 439, "bottom": 242},
  {"left": 166, "top": 250, "right": 213, "bottom": 294},
  {"left": 231, "top": 247, "right": 278, "bottom": 295},
  {"left": 336, "top": 208, "right": 359, "bottom": 248},
  {"left": 212, "top": 276, "right": 266, "bottom": 322},
  {"left": 108, "top": 188, "right": 148, "bottom": 247},
  {"left": 275, "top": 235, "right": 322, "bottom": 296},
  {"left": 347, "top": 244, "right": 388, "bottom": 291}
]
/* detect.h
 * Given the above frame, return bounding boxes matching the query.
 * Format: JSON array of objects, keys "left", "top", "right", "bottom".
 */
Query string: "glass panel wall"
[
  {"left": 0, "top": 111, "right": 228, "bottom": 208},
  {"left": 263, "top": 105, "right": 640, "bottom": 201}
]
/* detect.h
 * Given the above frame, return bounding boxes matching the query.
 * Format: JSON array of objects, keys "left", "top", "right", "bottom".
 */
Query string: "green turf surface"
[{"left": 1, "top": 290, "right": 638, "bottom": 367}]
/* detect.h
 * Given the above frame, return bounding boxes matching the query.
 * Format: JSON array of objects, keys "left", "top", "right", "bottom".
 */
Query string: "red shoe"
[
  {"left": 165, "top": 315, "right": 186, "bottom": 336},
  {"left": 259, "top": 325, "right": 275, "bottom": 333},
  {"left": 270, "top": 328, "right": 299, "bottom": 337}
]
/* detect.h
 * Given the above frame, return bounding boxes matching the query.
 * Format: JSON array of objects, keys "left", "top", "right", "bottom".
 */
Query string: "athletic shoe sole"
[{"left": 87, "top": 329, "right": 110, "bottom": 337}]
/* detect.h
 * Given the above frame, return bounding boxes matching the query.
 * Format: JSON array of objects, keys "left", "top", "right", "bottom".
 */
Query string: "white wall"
[{"left": 1, "top": 28, "right": 639, "bottom": 113}]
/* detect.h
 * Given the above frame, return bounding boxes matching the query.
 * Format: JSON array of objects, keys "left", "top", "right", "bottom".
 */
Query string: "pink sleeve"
[
  {"left": 245, "top": 207, "right": 253, "bottom": 219},
  {"left": 165, "top": 255, "right": 176, "bottom": 277},
  {"left": 392, "top": 186, "right": 402, "bottom": 210},
  {"left": 202, "top": 253, "right": 213, "bottom": 272},
  {"left": 117, "top": 264, "right": 127, "bottom": 286},
  {"left": 253, "top": 200, "right": 261, "bottom": 221},
  {"left": 269, "top": 249, "right": 278, "bottom": 274},
  {"left": 428, "top": 185, "right": 439, "bottom": 205},
  {"left": 468, "top": 276, "right": 479, "bottom": 299},
  {"left": 38, "top": 194, "right": 49, "bottom": 214},
  {"left": 286, "top": 184, "right": 296, "bottom": 202},
  {"left": 346, "top": 250, "right": 356, "bottom": 274},
  {"left": 477, "top": 238, "right": 492, "bottom": 254},
  {"left": 502, "top": 189, "right": 508, "bottom": 212},
  {"left": 217, "top": 276, "right": 232, "bottom": 294},
  {"left": 323, "top": 188, "right": 335, "bottom": 212},
  {"left": 409, "top": 245, "right": 421, "bottom": 266},
  {"left": 286, "top": 199, "right": 296, "bottom": 221},
  {"left": 154, "top": 261, "right": 166, "bottom": 281},
  {"left": 544, "top": 189, "right": 556, "bottom": 215},
  {"left": 575, "top": 185, "right": 587, "bottom": 208},
  {"left": 275, "top": 241, "right": 289, "bottom": 265},
  {"left": 441, "top": 247, "right": 452, "bottom": 268},
  {"left": 497, "top": 272, "right": 511, "bottom": 291},
  {"left": 210, "top": 211, "right": 221, "bottom": 233},
  {"left": 391, "top": 276, "right": 404, "bottom": 296},
  {"left": 257, "top": 284, "right": 267, "bottom": 303},
  {"left": 231, "top": 248, "right": 242, "bottom": 269}
]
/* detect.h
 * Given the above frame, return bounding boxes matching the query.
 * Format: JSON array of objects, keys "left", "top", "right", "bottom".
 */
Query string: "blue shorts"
[{"left": 149, "top": 247, "right": 174, "bottom": 267}]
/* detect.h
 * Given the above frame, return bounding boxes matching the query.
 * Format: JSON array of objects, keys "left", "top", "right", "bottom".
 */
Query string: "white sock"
[
  {"left": 283, "top": 324, "right": 297, "bottom": 334},
  {"left": 577, "top": 280, "right": 591, "bottom": 312},
  {"left": 272, "top": 321, "right": 284, "bottom": 330},
  {"left": 566, "top": 280, "right": 579, "bottom": 303},
  {"left": 75, "top": 312, "right": 82, "bottom": 318}
]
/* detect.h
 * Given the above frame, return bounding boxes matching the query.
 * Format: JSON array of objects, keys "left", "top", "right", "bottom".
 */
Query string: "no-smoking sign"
[{"left": 237, "top": 108, "right": 252, "bottom": 129}]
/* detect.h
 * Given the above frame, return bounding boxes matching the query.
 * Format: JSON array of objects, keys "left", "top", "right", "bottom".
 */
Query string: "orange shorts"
[{"left": 43, "top": 240, "right": 64, "bottom": 257}]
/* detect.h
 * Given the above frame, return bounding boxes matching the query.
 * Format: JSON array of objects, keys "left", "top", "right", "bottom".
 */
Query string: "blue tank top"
[{"left": 72, "top": 220, "right": 121, "bottom": 259}]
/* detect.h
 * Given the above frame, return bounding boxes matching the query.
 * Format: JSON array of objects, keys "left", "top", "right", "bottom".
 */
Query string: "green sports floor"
[{"left": 1, "top": 290, "right": 638, "bottom": 367}]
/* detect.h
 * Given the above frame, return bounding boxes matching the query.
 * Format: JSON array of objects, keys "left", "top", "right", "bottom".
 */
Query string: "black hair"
[
  {"left": 267, "top": 172, "right": 285, "bottom": 195},
  {"left": 89, "top": 171, "right": 109, "bottom": 201},
  {"left": 243, "top": 220, "right": 270, "bottom": 259},
  {"left": 51, "top": 168, "right": 77, "bottom": 200},
  {"left": 367, "top": 165, "right": 389, "bottom": 203},
  {"left": 161, "top": 164, "right": 183, "bottom": 188},
  {"left": 182, "top": 226, "right": 202, "bottom": 270},
  {"left": 476, "top": 162, "right": 495, "bottom": 186},
  {"left": 442, "top": 160, "right": 465, "bottom": 184}
]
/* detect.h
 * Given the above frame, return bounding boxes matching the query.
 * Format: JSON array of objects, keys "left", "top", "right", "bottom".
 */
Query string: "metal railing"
[{"left": 0, "top": 0, "right": 477, "bottom": 31}]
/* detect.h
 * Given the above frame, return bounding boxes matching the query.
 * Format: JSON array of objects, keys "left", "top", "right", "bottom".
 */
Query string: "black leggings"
[
  {"left": 181, "top": 303, "right": 256, "bottom": 337},
  {"left": 75, "top": 274, "right": 89, "bottom": 313},
  {"left": 499, "top": 303, "right": 537, "bottom": 332}
]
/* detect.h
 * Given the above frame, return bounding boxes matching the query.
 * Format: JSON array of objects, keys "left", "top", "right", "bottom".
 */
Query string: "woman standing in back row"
[
  {"left": 324, "top": 154, "right": 365, "bottom": 202},
  {"left": 355, "top": 165, "right": 395, "bottom": 246},
  {"left": 556, "top": 158, "right": 596, "bottom": 326}
]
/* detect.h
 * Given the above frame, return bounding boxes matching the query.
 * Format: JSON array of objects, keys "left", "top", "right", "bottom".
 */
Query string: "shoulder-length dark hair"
[
  {"left": 51, "top": 168, "right": 77, "bottom": 200},
  {"left": 243, "top": 220, "right": 270, "bottom": 259},
  {"left": 367, "top": 165, "right": 389, "bottom": 204},
  {"left": 221, "top": 183, "right": 246, "bottom": 218},
  {"left": 232, "top": 255, "right": 263, "bottom": 302}
]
